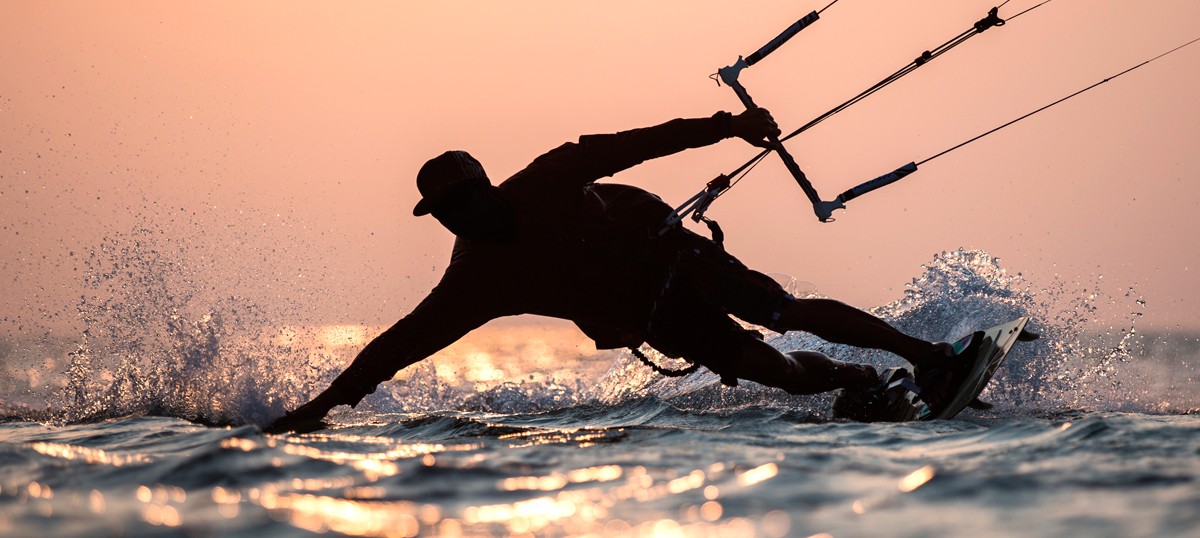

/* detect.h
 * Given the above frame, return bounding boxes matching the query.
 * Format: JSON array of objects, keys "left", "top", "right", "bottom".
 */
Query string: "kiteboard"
[{"left": 832, "top": 316, "right": 1038, "bottom": 422}]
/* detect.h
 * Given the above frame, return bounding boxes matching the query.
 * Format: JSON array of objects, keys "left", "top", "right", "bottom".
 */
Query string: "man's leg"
[
  {"left": 733, "top": 338, "right": 879, "bottom": 395},
  {"left": 773, "top": 298, "right": 943, "bottom": 367}
]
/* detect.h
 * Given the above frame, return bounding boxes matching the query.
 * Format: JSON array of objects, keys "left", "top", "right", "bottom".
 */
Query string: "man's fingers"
[
  {"left": 747, "top": 112, "right": 780, "bottom": 140},
  {"left": 741, "top": 135, "right": 776, "bottom": 150},
  {"left": 265, "top": 413, "right": 327, "bottom": 434},
  {"left": 732, "top": 108, "right": 783, "bottom": 149}
]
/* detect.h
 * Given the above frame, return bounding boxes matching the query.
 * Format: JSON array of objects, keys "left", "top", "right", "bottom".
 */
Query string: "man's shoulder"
[
  {"left": 588, "top": 182, "right": 660, "bottom": 200},
  {"left": 496, "top": 146, "right": 590, "bottom": 208},
  {"left": 498, "top": 142, "right": 578, "bottom": 187}
]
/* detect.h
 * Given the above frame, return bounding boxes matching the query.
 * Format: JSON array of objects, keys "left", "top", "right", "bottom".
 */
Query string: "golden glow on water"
[
  {"left": 408, "top": 324, "right": 611, "bottom": 386},
  {"left": 211, "top": 486, "right": 241, "bottom": 504},
  {"left": 666, "top": 470, "right": 706, "bottom": 494},
  {"left": 898, "top": 465, "right": 936, "bottom": 493},
  {"left": 499, "top": 427, "right": 620, "bottom": 449},
  {"left": 220, "top": 437, "right": 258, "bottom": 452},
  {"left": 10, "top": 424, "right": 807, "bottom": 537},
  {"left": 343, "top": 485, "right": 386, "bottom": 499},
  {"left": 463, "top": 496, "right": 577, "bottom": 525},
  {"left": 218, "top": 502, "right": 240, "bottom": 519},
  {"left": 500, "top": 474, "right": 569, "bottom": 492},
  {"left": 18, "top": 430, "right": 807, "bottom": 536},
  {"left": 141, "top": 504, "right": 181, "bottom": 527},
  {"left": 26, "top": 481, "right": 52, "bottom": 500},
  {"left": 29, "top": 441, "right": 152, "bottom": 466},
  {"left": 87, "top": 490, "right": 105, "bottom": 514},
  {"left": 500, "top": 465, "right": 623, "bottom": 491},
  {"left": 736, "top": 462, "right": 779, "bottom": 487},
  {"left": 761, "top": 509, "right": 792, "bottom": 537},
  {"left": 262, "top": 493, "right": 421, "bottom": 537},
  {"left": 852, "top": 499, "right": 867, "bottom": 514},
  {"left": 267, "top": 323, "right": 611, "bottom": 389},
  {"left": 279, "top": 439, "right": 457, "bottom": 481},
  {"left": 127, "top": 484, "right": 190, "bottom": 528},
  {"left": 212, "top": 486, "right": 241, "bottom": 518},
  {"left": 568, "top": 464, "right": 623, "bottom": 483},
  {"left": 219, "top": 435, "right": 796, "bottom": 538}
]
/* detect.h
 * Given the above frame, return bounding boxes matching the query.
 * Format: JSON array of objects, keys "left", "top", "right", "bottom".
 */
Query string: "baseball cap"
[{"left": 413, "top": 150, "right": 489, "bottom": 216}]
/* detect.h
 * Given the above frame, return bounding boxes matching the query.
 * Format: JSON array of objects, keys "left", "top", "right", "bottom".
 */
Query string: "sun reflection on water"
[
  {"left": 897, "top": 465, "right": 935, "bottom": 493},
  {"left": 218, "top": 428, "right": 803, "bottom": 538},
  {"left": 29, "top": 441, "right": 153, "bottom": 466},
  {"left": 499, "top": 464, "right": 626, "bottom": 492},
  {"left": 15, "top": 425, "right": 808, "bottom": 536}
]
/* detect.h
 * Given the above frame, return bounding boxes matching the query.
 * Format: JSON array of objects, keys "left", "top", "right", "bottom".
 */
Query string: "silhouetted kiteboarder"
[{"left": 267, "top": 109, "right": 963, "bottom": 433}]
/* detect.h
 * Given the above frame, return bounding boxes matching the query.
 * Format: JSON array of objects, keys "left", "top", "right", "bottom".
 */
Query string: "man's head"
[
  {"left": 413, "top": 150, "right": 516, "bottom": 242},
  {"left": 413, "top": 150, "right": 490, "bottom": 217}
]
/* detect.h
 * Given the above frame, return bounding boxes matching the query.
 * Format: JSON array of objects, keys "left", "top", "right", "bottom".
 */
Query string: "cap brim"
[
  {"left": 413, "top": 198, "right": 435, "bottom": 216},
  {"left": 412, "top": 177, "right": 489, "bottom": 216}
]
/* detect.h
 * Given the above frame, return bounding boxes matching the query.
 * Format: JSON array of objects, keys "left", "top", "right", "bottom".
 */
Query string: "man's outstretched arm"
[{"left": 265, "top": 285, "right": 493, "bottom": 433}]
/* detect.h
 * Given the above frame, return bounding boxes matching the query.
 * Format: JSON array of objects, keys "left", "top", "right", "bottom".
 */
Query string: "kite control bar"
[
  {"left": 836, "top": 161, "right": 918, "bottom": 205},
  {"left": 709, "top": 4, "right": 1010, "bottom": 222},
  {"left": 670, "top": 2, "right": 1111, "bottom": 226},
  {"left": 745, "top": 11, "right": 821, "bottom": 67},
  {"left": 716, "top": 10, "right": 849, "bottom": 221},
  {"left": 664, "top": 10, "right": 827, "bottom": 231}
]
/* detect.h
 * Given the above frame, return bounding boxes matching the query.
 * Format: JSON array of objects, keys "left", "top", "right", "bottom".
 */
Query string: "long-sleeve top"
[{"left": 330, "top": 114, "right": 735, "bottom": 405}]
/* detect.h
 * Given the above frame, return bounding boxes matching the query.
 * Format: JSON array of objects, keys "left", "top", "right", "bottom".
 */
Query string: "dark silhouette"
[{"left": 268, "top": 109, "right": 950, "bottom": 433}]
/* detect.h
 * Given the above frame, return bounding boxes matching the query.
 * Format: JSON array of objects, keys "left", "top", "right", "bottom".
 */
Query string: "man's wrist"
[
  {"left": 326, "top": 380, "right": 372, "bottom": 408},
  {"left": 712, "top": 111, "right": 735, "bottom": 138}
]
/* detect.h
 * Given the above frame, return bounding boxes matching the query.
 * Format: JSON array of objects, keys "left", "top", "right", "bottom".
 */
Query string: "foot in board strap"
[
  {"left": 912, "top": 336, "right": 981, "bottom": 417},
  {"left": 832, "top": 367, "right": 929, "bottom": 422}
]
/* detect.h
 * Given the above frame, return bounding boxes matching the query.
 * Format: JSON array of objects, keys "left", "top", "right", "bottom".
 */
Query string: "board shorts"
[{"left": 644, "top": 229, "right": 792, "bottom": 386}]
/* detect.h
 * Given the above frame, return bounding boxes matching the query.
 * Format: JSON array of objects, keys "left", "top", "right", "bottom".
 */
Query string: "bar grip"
[
  {"left": 745, "top": 11, "right": 820, "bottom": 66},
  {"left": 838, "top": 162, "right": 918, "bottom": 203}
]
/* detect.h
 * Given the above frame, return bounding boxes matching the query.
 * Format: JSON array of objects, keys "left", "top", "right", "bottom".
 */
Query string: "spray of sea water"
[{"left": 1, "top": 230, "right": 1197, "bottom": 537}]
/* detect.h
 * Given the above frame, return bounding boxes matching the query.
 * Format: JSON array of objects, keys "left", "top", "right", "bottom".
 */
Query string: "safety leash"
[{"left": 630, "top": 347, "right": 701, "bottom": 377}]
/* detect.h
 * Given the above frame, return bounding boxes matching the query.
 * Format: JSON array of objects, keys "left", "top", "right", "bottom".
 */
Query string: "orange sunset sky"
[{"left": 3, "top": 1, "right": 1199, "bottom": 337}]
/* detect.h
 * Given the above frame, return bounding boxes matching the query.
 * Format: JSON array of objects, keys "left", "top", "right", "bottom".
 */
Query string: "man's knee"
[
  {"left": 785, "top": 349, "right": 832, "bottom": 365},
  {"left": 711, "top": 270, "right": 791, "bottom": 329},
  {"left": 779, "top": 298, "right": 851, "bottom": 328}
]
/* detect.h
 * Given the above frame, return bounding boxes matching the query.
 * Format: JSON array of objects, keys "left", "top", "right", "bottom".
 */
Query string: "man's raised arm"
[{"left": 528, "top": 108, "right": 781, "bottom": 186}]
